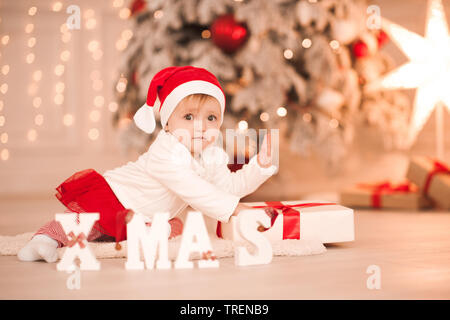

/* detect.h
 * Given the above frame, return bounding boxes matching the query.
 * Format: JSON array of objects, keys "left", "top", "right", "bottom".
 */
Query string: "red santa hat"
[{"left": 133, "top": 66, "right": 226, "bottom": 134}]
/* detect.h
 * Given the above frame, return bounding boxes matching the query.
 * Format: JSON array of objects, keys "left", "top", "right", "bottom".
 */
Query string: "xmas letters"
[{"left": 55, "top": 209, "right": 273, "bottom": 271}]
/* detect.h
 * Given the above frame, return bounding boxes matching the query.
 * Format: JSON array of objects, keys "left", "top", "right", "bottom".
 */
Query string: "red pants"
[{"left": 35, "top": 168, "right": 183, "bottom": 247}]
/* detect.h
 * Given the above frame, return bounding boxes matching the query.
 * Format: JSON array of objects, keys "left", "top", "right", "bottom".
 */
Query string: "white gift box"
[{"left": 219, "top": 200, "right": 355, "bottom": 244}]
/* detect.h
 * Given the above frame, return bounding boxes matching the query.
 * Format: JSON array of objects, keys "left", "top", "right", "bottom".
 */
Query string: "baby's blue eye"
[{"left": 208, "top": 115, "right": 217, "bottom": 121}]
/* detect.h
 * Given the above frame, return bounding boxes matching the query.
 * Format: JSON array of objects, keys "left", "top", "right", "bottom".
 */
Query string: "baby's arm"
[
  {"left": 208, "top": 152, "right": 276, "bottom": 198},
  {"left": 145, "top": 145, "right": 240, "bottom": 223},
  {"left": 202, "top": 135, "right": 277, "bottom": 199}
]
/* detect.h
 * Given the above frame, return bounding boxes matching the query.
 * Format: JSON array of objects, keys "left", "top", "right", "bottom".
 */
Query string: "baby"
[{"left": 17, "top": 66, "right": 277, "bottom": 263}]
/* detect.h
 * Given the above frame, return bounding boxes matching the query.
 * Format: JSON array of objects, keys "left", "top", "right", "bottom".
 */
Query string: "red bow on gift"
[
  {"left": 201, "top": 250, "right": 217, "bottom": 261},
  {"left": 423, "top": 159, "right": 450, "bottom": 196},
  {"left": 216, "top": 202, "right": 335, "bottom": 240},
  {"left": 357, "top": 181, "right": 415, "bottom": 209},
  {"left": 67, "top": 231, "right": 86, "bottom": 249}
]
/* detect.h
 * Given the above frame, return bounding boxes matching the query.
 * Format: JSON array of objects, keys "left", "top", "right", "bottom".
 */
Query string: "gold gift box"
[
  {"left": 406, "top": 157, "right": 450, "bottom": 210},
  {"left": 340, "top": 182, "right": 431, "bottom": 210}
]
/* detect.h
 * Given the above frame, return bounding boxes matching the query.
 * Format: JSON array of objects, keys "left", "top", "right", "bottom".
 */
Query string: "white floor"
[{"left": 1, "top": 196, "right": 449, "bottom": 299}]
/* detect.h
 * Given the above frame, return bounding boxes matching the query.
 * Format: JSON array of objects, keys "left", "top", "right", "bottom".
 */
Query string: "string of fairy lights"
[
  {"left": 87, "top": 0, "right": 132, "bottom": 140},
  {"left": 0, "top": 6, "right": 10, "bottom": 161},
  {"left": 59, "top": 14, "right": 73, "bottom": 128},
  {"left": 26, "top": 6, "right": 39, "bottom": 143},
  {"left": 0, "top": 1, "right": 130, "bottom": 161},
  {"left": 114, "top": 0, "right": 133, "bottom": 131},
  {"left": 85, "top": 8, "right": 103, "bottom": 141}
]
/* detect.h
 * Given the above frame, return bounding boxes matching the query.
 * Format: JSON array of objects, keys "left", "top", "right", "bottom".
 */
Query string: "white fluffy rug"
[{"left": 0, "top": 232, "right": 326, "bottom": 260}]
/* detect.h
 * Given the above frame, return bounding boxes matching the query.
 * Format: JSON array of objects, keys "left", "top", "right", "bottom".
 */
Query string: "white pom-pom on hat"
[{"left": 133, "top": 97, "right": 160, "bottom": 134}]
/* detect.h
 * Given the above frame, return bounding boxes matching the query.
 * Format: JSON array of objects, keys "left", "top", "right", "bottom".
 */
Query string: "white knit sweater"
[{"left": 103, "top": 129, "right": 277, "bottom": 223}]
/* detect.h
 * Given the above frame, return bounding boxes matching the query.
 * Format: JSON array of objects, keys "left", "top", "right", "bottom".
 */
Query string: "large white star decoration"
[{"left": 366, "top": 0, "right": 450, "bottom": 147}]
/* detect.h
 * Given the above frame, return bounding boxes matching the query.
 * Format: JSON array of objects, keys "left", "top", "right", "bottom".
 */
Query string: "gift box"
[
  {"left": 339, "top": 181, "right": 431, "bottom": 210},
  {"left": 406, "top": 157, "right": 450, "bottom": 209},
  {"left": 216, "top": 200, "right": 354, "bottom": 244}
]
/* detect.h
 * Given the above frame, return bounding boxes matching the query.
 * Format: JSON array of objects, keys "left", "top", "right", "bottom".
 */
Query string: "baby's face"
[{"left": 165, "top": 95, "right": 222, "bottom": 155}]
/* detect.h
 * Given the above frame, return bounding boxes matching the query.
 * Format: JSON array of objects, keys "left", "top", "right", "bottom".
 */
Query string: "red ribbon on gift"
[
  {"left": 423, "top": 160, "right": 450, "bottom": 196},
  {"left": 216, "top": 202, "right": 335, "bottom": 240},
  {"left": 67, "top": 231, "right": 86, "bottom": 249},
  {"left": 357, "top": 181, "right": 414, "bottom": 209},
  {"left": 115, "top": 209, "right": 134, "bottom": 251}
]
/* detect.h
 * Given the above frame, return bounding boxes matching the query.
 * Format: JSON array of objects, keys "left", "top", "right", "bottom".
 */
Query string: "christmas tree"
[{"left": 113, "top": 0, "right": 411, "bottom": 170}]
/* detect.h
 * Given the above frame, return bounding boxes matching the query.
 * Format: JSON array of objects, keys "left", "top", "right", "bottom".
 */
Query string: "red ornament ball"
[
  {"left": 211, "top": 14, "right": 248, "bottom": 54},
  {"left": 377, "top": 30, "right": 389, "bottom": 48},
  {"left": 352, "top": 40, "right": 369, "bottom": 58},
  {"left": 132, "top": 70, "right": 138, "bottom": 84},
  {"left": 130, "top": 0, "right": 147, "bottom": 17}
]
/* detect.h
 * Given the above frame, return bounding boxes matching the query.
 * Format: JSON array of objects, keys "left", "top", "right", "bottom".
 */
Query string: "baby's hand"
[
  {"left": 257, "top": 132, "right": 273, "bottom": 168},
  {"left": 231, "top": 202, "right": 253, "bottom": 217},
  {"left": 230, "top": 204, "right": 276, "bottom": 231}
]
